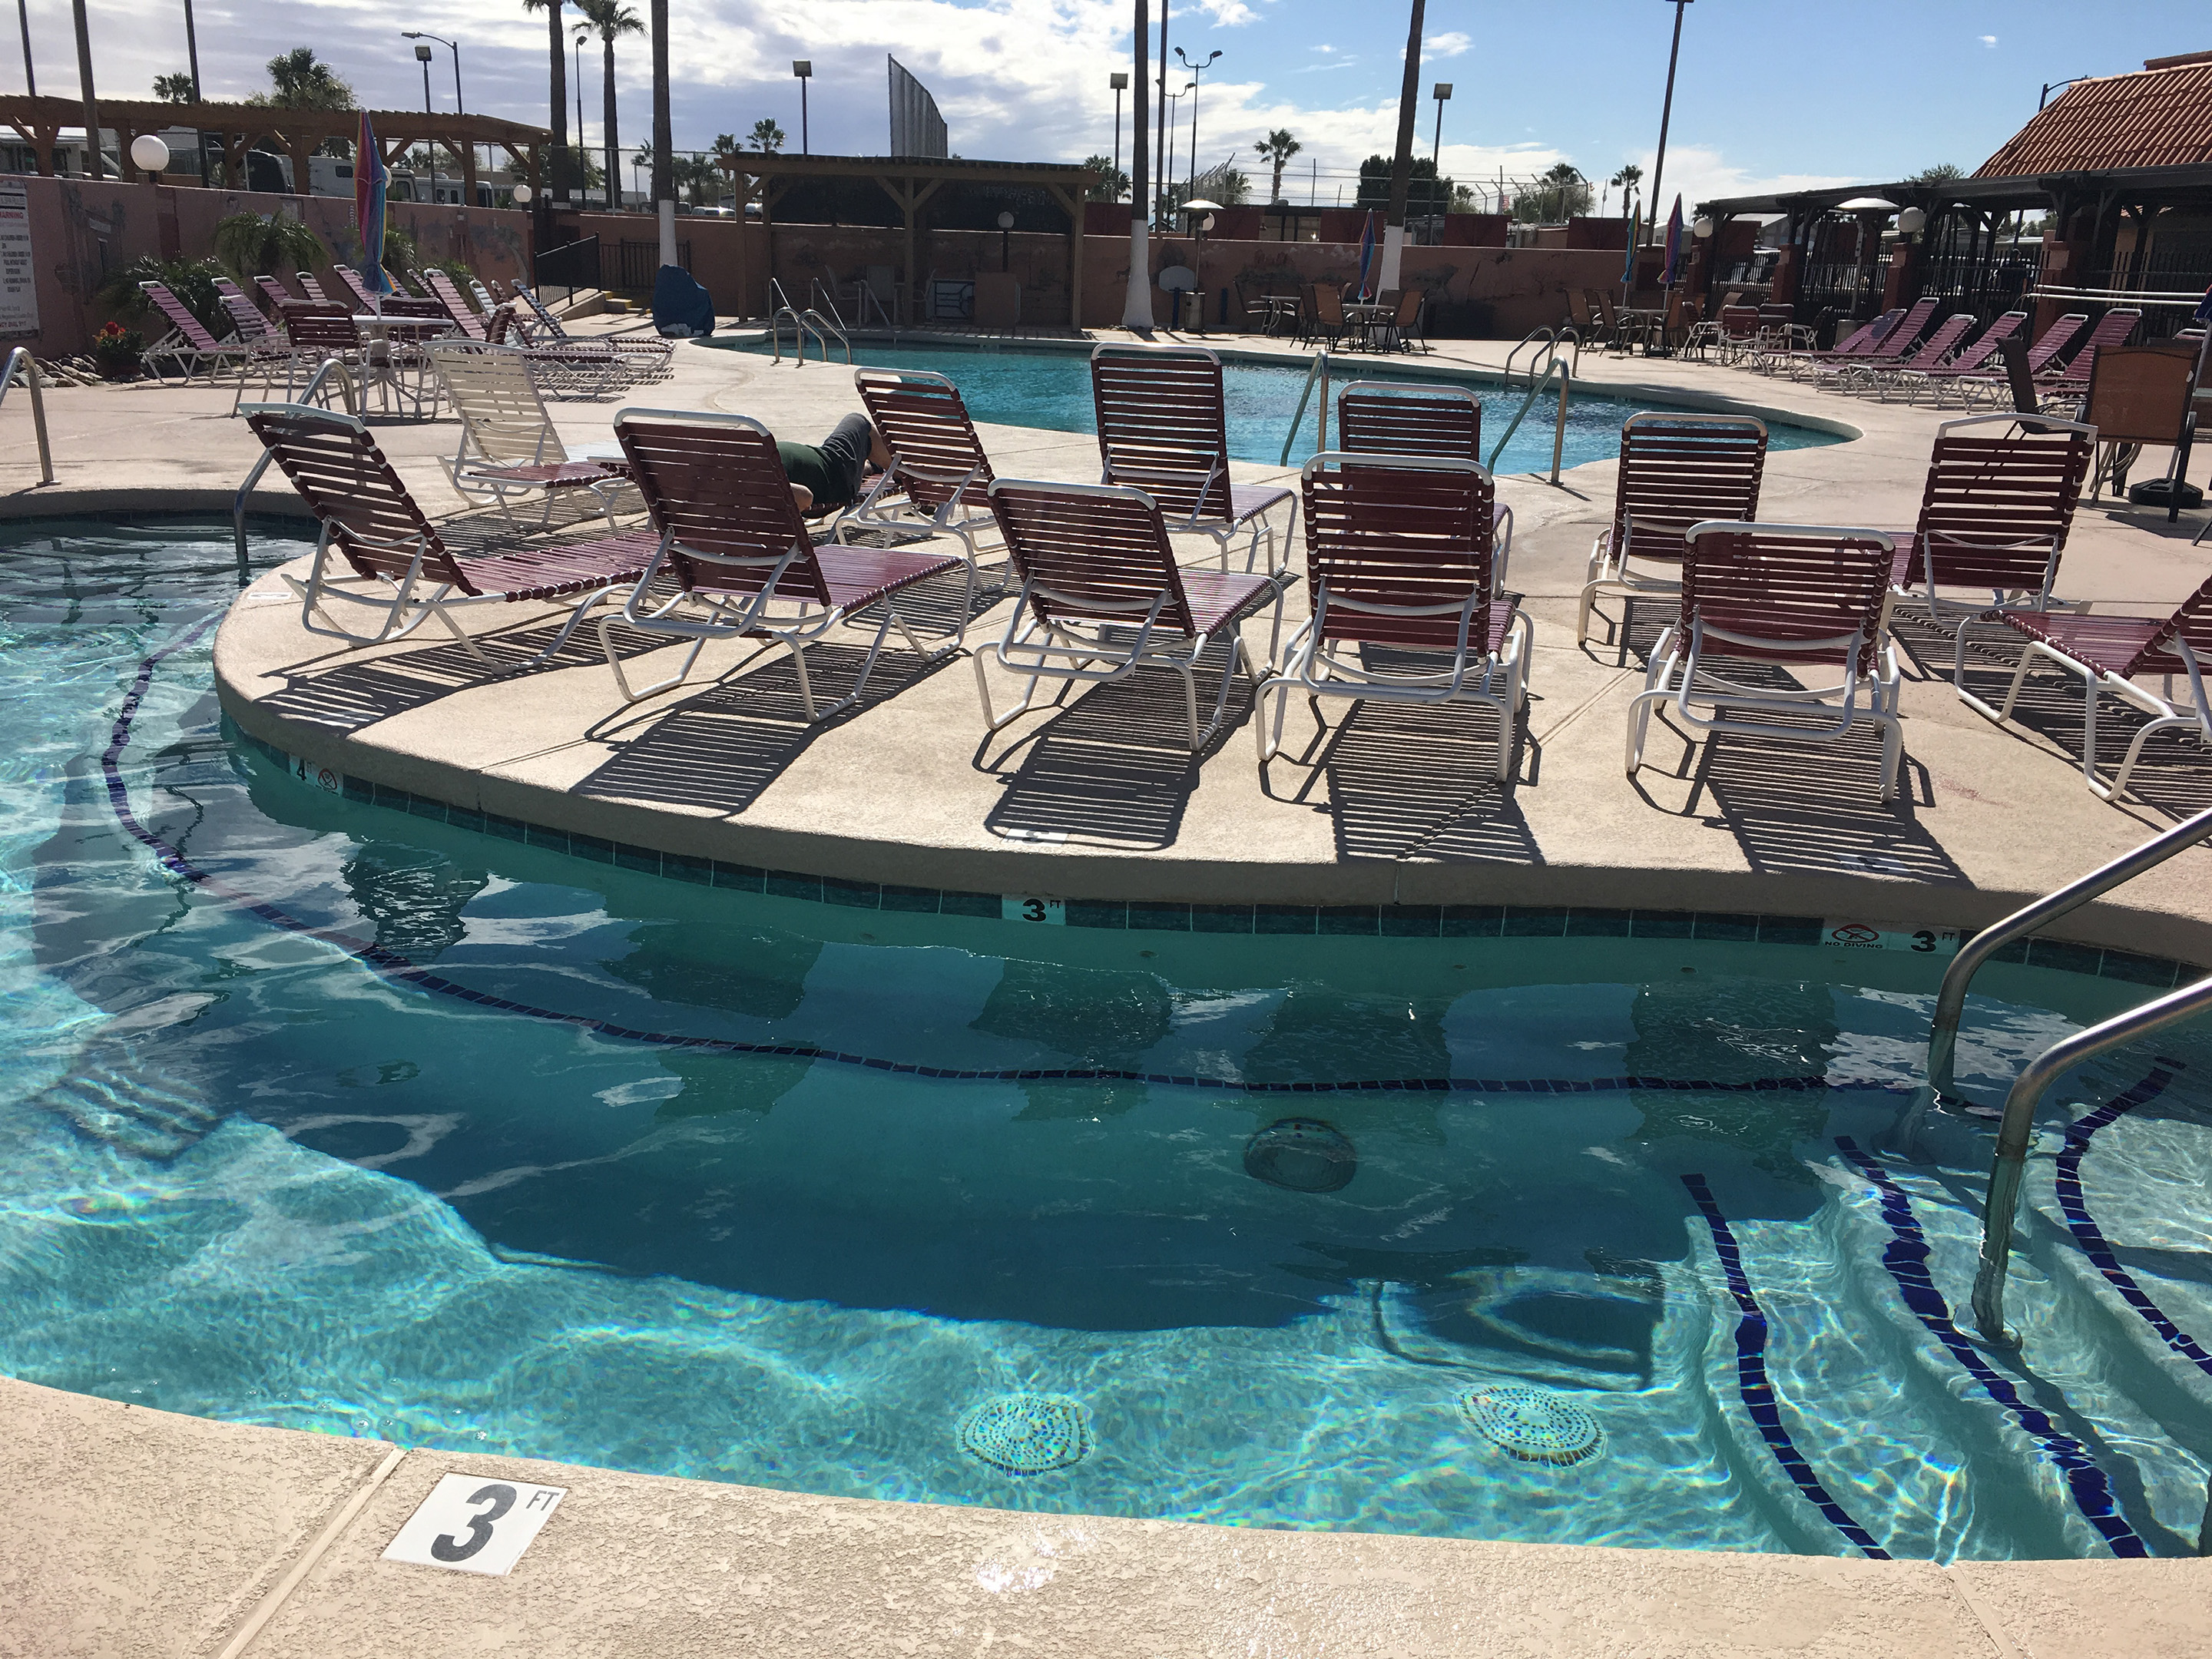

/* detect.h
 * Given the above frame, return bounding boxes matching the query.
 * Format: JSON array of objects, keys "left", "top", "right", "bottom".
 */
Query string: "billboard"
[{"left": 889, "top": 56, "right": 949, "bottom": 159}]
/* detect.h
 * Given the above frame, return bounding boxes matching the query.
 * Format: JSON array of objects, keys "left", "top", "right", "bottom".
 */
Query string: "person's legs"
[{"left": 816, "top": 413, "right": 877, "bottom": 507}]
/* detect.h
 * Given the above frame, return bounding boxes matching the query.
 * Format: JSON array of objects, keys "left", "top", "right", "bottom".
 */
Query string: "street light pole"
[
  {"left": 792, "top": 60, "right": 810, "bottom": 156},
  {"left": 69, "top": 0, "right": 98, "bottom": 177},
  {"left": 1154, "top": 0, "right": 1169, "bottom": 230},
  {"left": 1124, "top": 0, "right": 1155, "bottom": 329},
  {"left": 414, "top": 43, "right": 433, "bottom": 114},
  {"left": 1111, "top": 71, "right": 1127, "bottom": 187},
  {"left": 403, "top": 31, "right": 462, "bottom": 111},
  {"left": 1430, "top": 81, "right": 1451, "bottom": 225},
  {"left": 15, "top": 0, "right": 33, "bottom": 98},
  {"left": 1174, "top": 46, "right": 1218, "bottom": 207},
  {"left": 1644, "top": 0, "right": 1693, "bottom": 247}
]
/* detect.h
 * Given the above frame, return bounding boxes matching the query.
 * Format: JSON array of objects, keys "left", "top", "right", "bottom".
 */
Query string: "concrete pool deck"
[
  {"left": 9, "top": 1372, "right": 2210, "bottom": 1659},
  {"left": 8, "top": 317, "right": 2212, "bottom": 1654},
  {"left": 158, "top": 317, "right": 2212, "bottom": 965}
]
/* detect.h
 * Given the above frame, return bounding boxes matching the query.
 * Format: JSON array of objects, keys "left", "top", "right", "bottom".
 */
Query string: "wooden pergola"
[
  {"left": 0, "top": 95, "right": 548, "bottom": 200},
  {"left": 718, "top": 153, "right": 1099, "bottom": 322}
]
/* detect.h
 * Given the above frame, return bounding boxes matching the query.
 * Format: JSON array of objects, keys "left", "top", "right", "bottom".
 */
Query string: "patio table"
[{"left": 350, "top": 314, "right": 454, "bottom": 417}]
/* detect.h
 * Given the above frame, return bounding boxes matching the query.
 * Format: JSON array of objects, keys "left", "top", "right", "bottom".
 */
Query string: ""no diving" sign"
[{"left": 382, "top": 1473, "right": 566, "bottom": 1576}]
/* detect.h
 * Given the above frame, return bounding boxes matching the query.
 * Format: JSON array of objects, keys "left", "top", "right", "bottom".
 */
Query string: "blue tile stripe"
[
  {"left": 2051, "top": 1064, "right": 2212, "bottom": 1382},
  {"left": 1831, "top": 1137, "right": 2147, "bottom": 1558},
  {"left": 1681, "top": 1174, "right": 1891, "bottom": 1559}
]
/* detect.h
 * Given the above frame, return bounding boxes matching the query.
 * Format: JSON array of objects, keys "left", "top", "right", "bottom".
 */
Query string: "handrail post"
[
  {"left": 1969, "top": 974, "right": 2212, "bottom": 1344},
  {"left": 1, "top": 347, "right": 55, "bottom": 485},
  {"left": 1926, "top": 803, "right": 2212, "bottom": 1098},
  {"left": 1550, "top": 360, "right": 1571, "bottom": 484},
  {"left": 1277, "top": 347, "right": 1330, "bottom": 467}
]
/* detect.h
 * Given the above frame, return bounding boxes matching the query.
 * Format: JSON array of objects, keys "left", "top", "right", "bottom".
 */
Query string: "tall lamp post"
[
  {"left": 793, "top": 60, "right": 811, "bottom": 157},
  {"left": 1111, "top": 71, "right": 1128, "bottom": 187},
  {"left": 402, "top": 31, "right": 462, "bottom": 110},
  {"left": 1160, "top": 81, "right": 1191, "bottom": 212},
  {"left": 70, "top": 0, "right": 98, "bottom": 177},
  {"left": 412, "top": 41, "right": 433, "bottom": 114},
  {"left": 1430, "top": 81, "right": 1452, "bottom": 227},
  {"left": 1124, "top": 0, "right": 1155, "bottom": 329},
  {"left": 16, "top": 0, "right": 34, "bottom": 98},
  {"left": 1644, "top": 0, "right": 1692, "bottom": 247},
  {"left": 1174, "top": 45, "right": 1218, "bottom": 204}
]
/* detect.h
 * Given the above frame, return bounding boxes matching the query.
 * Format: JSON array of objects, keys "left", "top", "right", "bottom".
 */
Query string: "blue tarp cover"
[{"left": 652, "top": 265, "right": 714, "bottom": 338}]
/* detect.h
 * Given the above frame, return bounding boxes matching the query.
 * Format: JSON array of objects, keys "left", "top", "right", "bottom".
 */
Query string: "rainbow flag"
[
  {"left": 1356, "top": 210, "right": 1378, "bottom": 300},
  {"left": 354, "top": 113, "right": 392, "bottom": 297}
]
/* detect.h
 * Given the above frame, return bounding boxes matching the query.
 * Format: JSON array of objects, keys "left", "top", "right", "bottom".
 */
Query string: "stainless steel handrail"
[
  {"left": 1970, "top": 972, "right": 2212, "bottom": 1344},
  {"left": 768, "top": 306, "right": 853, "bottom": 366},
  {"left": 1926, "top": 804, "right": 2212, "bottom": 1099},
  {"left": 1485, "top": 357, "right": 1571, "bottom": 484},
  {"left": 1277, "top": 347, "right": 1330, "bottom": 466},
  {"left": 1502, "top": 325, "right": 1580, "bottom": 387},
  {"left": 230, "top": 359, "right": 357, "bottom": 583},
  {"left": 0, "top": 346, "right": 55, "bottom": 485},
  {"left": 801, "top": 307, "right": 853, "bottom": 363}
]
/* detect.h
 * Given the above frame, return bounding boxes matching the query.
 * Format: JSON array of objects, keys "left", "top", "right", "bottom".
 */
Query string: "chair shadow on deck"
[
  {"left": 978, "top": 641, "right": 1251, "bottom": 850},
  {"left": 1268, "top": 695, "right": 1542, "bottom": 865},
  {"left": 574, "top": 638, "right": 959, "bottom": 816},
  {"left": 1633, "top": 669, "right": 1965, "bottom": 883}
]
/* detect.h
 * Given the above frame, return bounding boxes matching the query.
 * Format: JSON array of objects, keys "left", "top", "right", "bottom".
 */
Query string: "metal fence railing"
[
  {"left": 615, "top": 240, "right": 691, "bottom": 293},
  {"left": 533, "top": 236, "right": 601, "bottom": 309}
]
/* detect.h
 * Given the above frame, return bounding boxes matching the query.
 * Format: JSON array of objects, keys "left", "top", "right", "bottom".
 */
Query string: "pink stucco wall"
[{"left": 8, "top": 174, "right": 528, "bottom": 357}]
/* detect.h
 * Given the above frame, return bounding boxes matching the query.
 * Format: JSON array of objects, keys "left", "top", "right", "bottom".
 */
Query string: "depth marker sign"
[{"left": 382, "top": 1473, "right": 566, "bottom": 1575}]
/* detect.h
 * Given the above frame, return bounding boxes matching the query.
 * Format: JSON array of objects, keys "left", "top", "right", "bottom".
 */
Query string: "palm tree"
[
  {"left": 648, "top": 0, "right": 671, "bottom": 228},
  {"left": 520, "top": 0, "right": 569, "bottom": 201},
  {"left": 749, "top": 117, "right": 785, "bottom": 154},
  {"left": 573, "top": 0, "right": 642, "bottom": 208},
  {"left": 1253, "top": 128, "right": 1300, "bottom": 204},
  {"left": 1611, "top": 163, "right": 1643, "bottom": 222},
  {"left": 211, "top": 210, "right": 326, "bottom": 280}
]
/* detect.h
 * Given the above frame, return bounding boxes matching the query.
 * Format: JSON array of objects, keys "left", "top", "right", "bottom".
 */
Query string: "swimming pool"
[
  {"left": 8, "top": 518, "right": 2212, "bottom": 1561},
  {"left": 716, "top": 338, "right": 1846, "bottom": 475}
]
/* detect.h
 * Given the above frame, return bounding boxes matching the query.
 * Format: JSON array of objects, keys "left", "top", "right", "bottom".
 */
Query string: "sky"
[{"left": 9, "top": 0, "right": 2211, "bottom": 207}]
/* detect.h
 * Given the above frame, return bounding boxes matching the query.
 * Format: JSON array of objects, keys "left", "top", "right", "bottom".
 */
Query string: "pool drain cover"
[
  {"left": 1459, "top": 1386, "right": 1604, "bottom": 1466},
  {"left": 958, "top": 1393, "right": 1092, "bottom": 1475},
  {"left": 1243, "top": 1118, "right": 1357, "bottom": 1193}
]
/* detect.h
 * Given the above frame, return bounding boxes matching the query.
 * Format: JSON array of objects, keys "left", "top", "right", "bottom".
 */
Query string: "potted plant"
[{"left": 90, "top": 321, "right": 144, "bottom": 379}]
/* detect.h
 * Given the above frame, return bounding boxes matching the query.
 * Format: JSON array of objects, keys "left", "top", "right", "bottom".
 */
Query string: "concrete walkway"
[{"left": 8, "top": 1373, "right": 2210, "bottom": 1658}]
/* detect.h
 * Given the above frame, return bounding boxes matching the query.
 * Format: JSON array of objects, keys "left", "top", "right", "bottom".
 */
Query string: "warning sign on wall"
[{"left": 0, "top": 183, "right": 36, "bottom": 339}]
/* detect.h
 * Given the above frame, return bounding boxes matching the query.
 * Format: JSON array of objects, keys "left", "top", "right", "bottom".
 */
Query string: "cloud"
[
  {"left": 1196, "top": 0, "right": 1258, "bottom": 24},
  {"left": 1981, "top": 35, "right": 1997, "bottom": 46},
  {"left": 1312, "top": 44, "right": 1336, "bottom": 54},
  {"left": 1429, "top": 31, "right": 1472, "bottom": 58}
]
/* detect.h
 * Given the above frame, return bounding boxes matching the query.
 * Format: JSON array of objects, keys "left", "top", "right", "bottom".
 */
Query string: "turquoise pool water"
[
  {"left": 5, "top": 520, "right": 2212, "bottom": 1560},
  {"left": 717, "top": 338, "right": 1846, "bottom": 473}
]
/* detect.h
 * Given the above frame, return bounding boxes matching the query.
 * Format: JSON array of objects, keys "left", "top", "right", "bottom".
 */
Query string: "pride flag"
[
  {"left": 354, "top": 112, "right": 392, "bottom": 297},
  {"left": 1356, "top": 210, "right": 1379, "bottom": 300}
]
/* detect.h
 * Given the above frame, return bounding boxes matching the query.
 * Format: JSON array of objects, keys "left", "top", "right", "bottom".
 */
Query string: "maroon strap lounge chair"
[
  {"left": 1888, "top": 311, "right": 2027, "bottom": 403},
  {"left": 295, "top": 272, "right": 332, "bottom": 303},
  {"left": 607, "top": 409, "right": 965, "bottom": 716},
  {"left": 846, "top": 367, "right": 1004, "bottom": 571},
  {"left": 1985, "top": 567, "right": 2212, "bottom": 800},
  {"left": 980, "top": 478, "right": 1293, "bottom": 751},
  {"left": 241, "top": 402, "right": 655, "bottom": 665},
  {"left": 253, "top": 275, "right": 302, "bottom": 313},
  {"left": 1780, "top": 307, "right": 1908, "bottom": 378},
  {"left": 1257, "top": 452, "right": 1528, "bottom": 781},
  {"left": 1090, "top": 344, "right": 1298, "bottom": 571},
  {"left": 1627, "top": 522, "right": 1904, "bottom": 799},
  {"left": 1930, "top": 313, "right": 2089, "bottom": 406},
  {"left": 1576, "top": 412, "right": 1770, "bottom": 647},
  {"left": 137, "top": 281, "right": 247, "bottom": 382},
  {"left": 2036, "top": 307, "right": 2142, "bottom": 394},
  {"left": 1336, "top": 381, "right": 1481, "bottom": 460},
  {"left": 422, "top": 269, "right": 495, "bottom": 343}
]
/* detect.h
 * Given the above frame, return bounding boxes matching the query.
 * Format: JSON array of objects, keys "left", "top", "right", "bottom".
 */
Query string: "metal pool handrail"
[
  {"left": 1926, "top": 803, "right": 2212, "bottom": 1099},
  {"left": 230, "top": 357, "right": 359, "bottom": 583},
  {"left": 1502, "top": 324, "right": 1580, "bottom": 386},
  {"left": 1485, "top": 357, "right": 1571, "bottom": 484},
  {"left": 0, "top": 346, "right": 54, "bottom": 485},
  {"left": 770, "top": 307, "right": 853, "bottom": 366},
  {"left": 1277, "top": 347, "right": 1330, "bottom": 466},
  {"left": 1971, "top": 970, "right": 2212, "bottom": 1345}
]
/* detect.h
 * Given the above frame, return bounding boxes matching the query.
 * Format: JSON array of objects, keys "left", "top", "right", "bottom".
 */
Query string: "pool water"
[
  {"left": 6, "top": 520, "right": 2212, "bottom": 1561},
  {"left": 719, "top": 338, "right": 1846, "bottom": 474}
]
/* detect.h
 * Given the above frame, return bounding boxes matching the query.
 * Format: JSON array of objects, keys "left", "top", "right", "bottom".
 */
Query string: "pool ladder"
[
  {"left": 770, "top": 306, "right": 853, "bottom": 366},
  {"left": 0, "top": 346, "right": 54, "bottom": 486},
  {"left": 1486, "top": 357, "right": 1571, "bottom": 485},
  {"left": 229, "top": 356, "right": 362, "bottom": 584},
  {"left": 1908, "top": 803, "right": 2212, "bottom": 1344}
]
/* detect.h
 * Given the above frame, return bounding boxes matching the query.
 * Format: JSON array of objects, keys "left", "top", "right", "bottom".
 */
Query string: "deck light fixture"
[{"left": 129, "top": 133, "right": 170, "bottom": 180}]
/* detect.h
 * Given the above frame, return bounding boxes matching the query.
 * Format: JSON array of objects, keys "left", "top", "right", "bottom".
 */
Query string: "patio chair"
[
  {"left": 1257, "top": 452, "right": 1529, "bottom": 782},
  {"left": 979, "top": 478, "right": 1293, "bottom": 751},
  {"left": 1694, "top": 304, "right": 1760, "bottom": 366},
  {"left": 217, "top": 291, "right": 302, "bottom": 415},
  {"left": 1379, "top": 287, "right": 1428, "bottom": 353},
  {"left": 1576, "top": 412, "right": 1770, "bottom": 648},
  {"left": 137, "top": 281, "right": 248, "bottom": 383},
  {"left": 419, "top": 269, "right": 495, "bottom": 343},
  {"left": 1089, "top": 343, "right": 1299, "bottom": 571},
  {"left": 482, "top": 303, "right": 628, "bottom": 398},
  {"left": 1886, "top": 412, "right": 2096, "bottom": 684},
  {"left": 294, "top": 272, "right": 332, "bottom": 304},
  {"left": 253, "top": 275, "right": 301, "bottom": 313},
  {"left": 604, "top": 409, "right": 966, "bottom": 714},
  {"left": 1884, "top": 311, "right": 2025, "bottom": 404},
  {"left": 1336, "top": 381, "right": 1482, "bottom": 461},
  {"left": 1626, "top": 522, "right": 1903, "bottom": 799},
  {"left": 1298, "top": 283, "right": 1349, "bottom": 350},
  {"left": 1921, "top": 313, "right": 2087, "bottom": 406},
  {"left": 240, "top": 402, "right": 655, "bottom": 666},
  {"left": 1977, "top": 569, "right": 2212, "bottom": 800},
  {"left": 426, "top": 340, "right": 640, "bottom": 530},
  {"left": 330, "top": 264, "right": 379, "bottom": 312},
  {"left": 843, "top": 367, "right": 1006, "bottom": 573},
  {"left": 514, "top": 284, "right": 676, "bottom": 381},
  {"left": 1592, "top": 289, "right": 1637, "bottom": 355}
]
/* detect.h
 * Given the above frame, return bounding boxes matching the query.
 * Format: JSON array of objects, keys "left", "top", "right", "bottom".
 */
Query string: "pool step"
[{"left": 38, "top": 1054, "right": 220, "bottom": 1160}]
